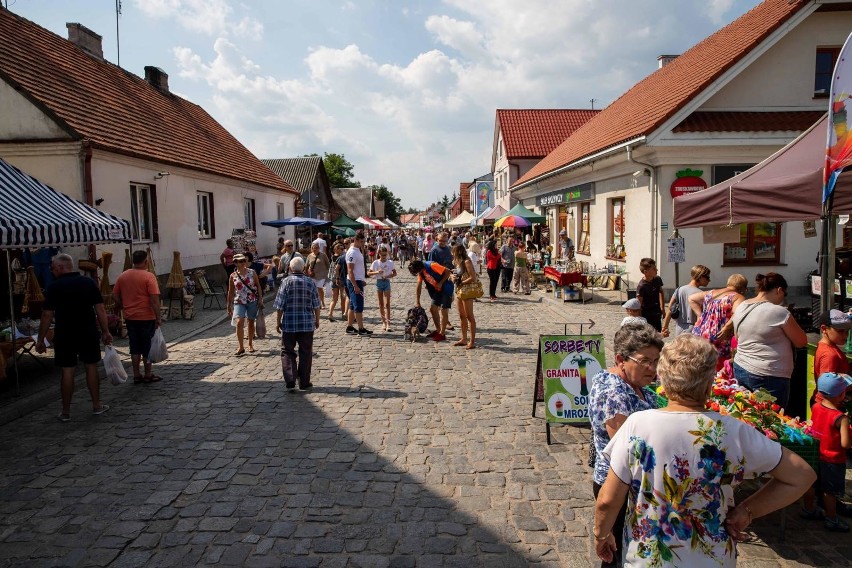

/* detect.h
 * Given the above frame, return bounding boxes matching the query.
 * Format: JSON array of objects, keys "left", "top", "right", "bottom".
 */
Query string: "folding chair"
[{"left": 194, "top": 272, "right": 225, "bottom": 309}]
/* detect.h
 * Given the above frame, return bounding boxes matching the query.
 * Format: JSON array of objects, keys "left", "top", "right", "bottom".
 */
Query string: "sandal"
[
  {"left": 247, "top": 346, "right": 256, "bottom": 353},
  {"left": 142, "top": 375, "right": 162, "bottom": 383},
  {"left": 235, "top": 349, "right": 245, "bottom": 357},
  {"left": 133, "top": 376, "right": 145, "bottom": 384}
]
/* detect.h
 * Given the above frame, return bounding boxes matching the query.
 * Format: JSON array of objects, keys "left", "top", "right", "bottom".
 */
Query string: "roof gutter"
[{"left": 512, "top": 136, "right": 647, "bottom": 194}]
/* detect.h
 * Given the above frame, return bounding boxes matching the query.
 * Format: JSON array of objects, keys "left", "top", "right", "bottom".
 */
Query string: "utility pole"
[
  {"left": 590, "top": 98, "right": 598, "bottom": 110},
  {"left": 115, "top": 0, "right": 122, "bottom": 67}
]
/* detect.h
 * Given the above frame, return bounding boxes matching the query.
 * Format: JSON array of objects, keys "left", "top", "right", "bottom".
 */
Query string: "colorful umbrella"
[{"left": 494, "top": 214, "right": 531, "bottom": 228}]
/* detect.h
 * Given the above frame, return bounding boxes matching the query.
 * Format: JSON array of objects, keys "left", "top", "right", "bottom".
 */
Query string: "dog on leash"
[{"left": 404, "top": 306, "right": 429, "bottom": 342}]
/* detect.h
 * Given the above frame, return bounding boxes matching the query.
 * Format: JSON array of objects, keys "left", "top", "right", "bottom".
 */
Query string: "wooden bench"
[{"left": 193, "top": 272, "right": 226, "bottom": 309}]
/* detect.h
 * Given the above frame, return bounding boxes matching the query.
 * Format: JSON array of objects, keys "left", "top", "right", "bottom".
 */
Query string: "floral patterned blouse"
[
  {"left": 692, "top": 291, "right": 737, "bottom": 360},
  {"left": 231, "top": 269, "right": 258, "bottom": 305},
  {"left": 603, "top": 410, "right": 782, "bottom": 567},
  {"left": 589, "top": 370, "right": 659, "bottom": 485}
]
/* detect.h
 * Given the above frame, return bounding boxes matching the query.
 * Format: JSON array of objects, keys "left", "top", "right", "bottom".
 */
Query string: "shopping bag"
[
  {"left": 148, "top": 328, "right": 169, "bottom": 363},
  {"left": 255, "top": 306, "right": 267, "bottom": 339},
  {"left": 103, "top": 345, "right": 127, "bottom": 385},
  {"left": 231, "top": 312, "right": 239, "bottom": 327}
]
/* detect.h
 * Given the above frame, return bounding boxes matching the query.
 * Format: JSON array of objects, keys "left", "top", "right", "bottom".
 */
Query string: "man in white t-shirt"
[
  {"left": 312, "top": 233, "right": 328, "bottom": 255},
  {"left": 345, "top": 232, "right": 372, "bottom": 336}
]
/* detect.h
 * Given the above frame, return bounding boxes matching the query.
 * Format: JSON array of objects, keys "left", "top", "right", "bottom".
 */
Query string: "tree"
[
  {"left": 373, "top": 185, "right": 403, "bottom": 223},
  {"left": 322, "top": 152, "right": 359, "bottom": 188},
  {"left": 440, "top": 195, "right": 450, "bottom": 209}
]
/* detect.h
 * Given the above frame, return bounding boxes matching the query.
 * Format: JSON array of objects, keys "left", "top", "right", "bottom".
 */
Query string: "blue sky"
[{"left": 8, "top": 0, "right": 760, "bottom": 210}]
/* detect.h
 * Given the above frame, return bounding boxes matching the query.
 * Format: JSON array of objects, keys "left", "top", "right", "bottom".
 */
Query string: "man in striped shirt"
[{"left": 274, "top": 256, "right": 321, "bottom": 392}]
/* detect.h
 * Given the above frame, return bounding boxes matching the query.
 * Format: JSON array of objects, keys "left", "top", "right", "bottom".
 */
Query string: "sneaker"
[
  {"left": 92, "top": 405, "right": 110, "bottom": 416},
  {"left": 57, "top": 413, "right": 70, "bottom": 423},
  {"left": 357, "top": 328, "right": 373, "bottom": 336},
  {"left": 286, "top": 383, "right": 297, "bottom": 393},
  {"left": 345, "top": 326, "right": 356, "bottom": 334},
  {"left": 300, "top": 383, "right": 313, "bottom": 390},
  {"left": 825, "top": 516, "right": 850, "bottom": 532},
  {"left": 432, "top": 333, "right": 446, "bottom": 342},
  {"left": 799, "top": 507, "right": 824, "bottom": 520}
]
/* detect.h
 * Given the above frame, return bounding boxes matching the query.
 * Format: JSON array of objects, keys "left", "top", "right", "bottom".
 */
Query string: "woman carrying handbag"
[{"left": 452, "top": 244, "right": 482, "bottom": 349}]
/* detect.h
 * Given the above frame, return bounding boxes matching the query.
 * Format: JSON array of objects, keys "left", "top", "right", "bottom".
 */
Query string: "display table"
[{"left": 543, "top": 267, "right": 586, "bottom": 287}]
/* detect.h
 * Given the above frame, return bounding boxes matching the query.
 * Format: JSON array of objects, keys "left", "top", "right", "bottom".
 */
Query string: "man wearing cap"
[
  {"left": 559, "top": 230, "right": 574, "bottom": 261},
  {"left": 274, "top": 256, "right": 321, "bottom": 392},
  {"left": 815, "top": 309, "right": 852, "bottom": 380}
]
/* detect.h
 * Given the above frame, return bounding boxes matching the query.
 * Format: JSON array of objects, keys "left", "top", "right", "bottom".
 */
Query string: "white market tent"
[
  {"left": 383, "top": 218, "right": 399, "bottom": 228},
  {"left": 444, "top": 210, "right": 475, "bottom": 228}
]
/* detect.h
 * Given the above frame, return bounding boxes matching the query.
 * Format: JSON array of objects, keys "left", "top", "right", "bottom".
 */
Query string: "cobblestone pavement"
[{"left": 0, "top": 271, "right": 849, "bottom": 567}]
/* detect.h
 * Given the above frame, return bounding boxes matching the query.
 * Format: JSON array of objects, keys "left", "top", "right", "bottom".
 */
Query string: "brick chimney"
[
  {"left": 657, "top": 54, "right": 678, "bottom": 68},
  {"left": 66, "top": 23, "right": 103, "bottom": 60},
  {"left": 144, "top": 66, "right": 170, "bottom": 93}
]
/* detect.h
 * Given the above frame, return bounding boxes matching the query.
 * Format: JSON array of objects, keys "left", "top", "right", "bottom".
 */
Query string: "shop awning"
[
  {"left": 0, "top": 158, "right": 130, "bottom": 248},
  {"left": 476, "top": 205, "right": 507, "bottom": 225},
  {"left": 673, "top": 115, "right": 852, "bottom": 227},
  {"left": 445, "top": 211, "right": 475, "bottom": 228}
]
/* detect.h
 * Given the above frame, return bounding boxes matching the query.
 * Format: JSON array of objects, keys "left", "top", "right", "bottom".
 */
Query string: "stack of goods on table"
[{"left": 653, "top": 372, "right": 819, "bottom": 469}]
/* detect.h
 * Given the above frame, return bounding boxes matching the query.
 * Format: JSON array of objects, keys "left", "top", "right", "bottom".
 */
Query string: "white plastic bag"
[
  {"left": 255, "top": 307, "right": 266, "bottom": 339},
  {"left": 148, "top": 328, "right": 169, "bottom": 363},
  {"left": 103, "top": 345, "right": 127, "bottom": 385},
  {"left": 231, "top": 311, "right": 239, "bottom": 327}
]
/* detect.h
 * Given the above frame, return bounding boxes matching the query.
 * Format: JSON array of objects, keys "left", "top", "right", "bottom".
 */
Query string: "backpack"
[{"left": 406, "top": 306, "right": 429, "bottom": 333}]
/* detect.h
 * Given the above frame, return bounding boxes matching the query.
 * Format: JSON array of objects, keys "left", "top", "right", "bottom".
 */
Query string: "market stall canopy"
[
  {"left": 0, "top": 158, "right": 130, "bottom": 248},
  {"left": 444, "top": 211, "right": 475, "bottom": 228},
  {"left": 331, "top": 214, "right": 363, "bottom": 229},
  {"left": 356, "top": 216, "right": 387, "bottom": 230},
  {"left": 506, "top": 203, "right": 546, "bottom": 224},
  {"left": 330, "top": 226, "right": 356, "bottom": 237},
  {"left": 477, "top": 204, "right": 508, "bottom": 225},
  {"left": 673, "top": 115, "right": 852, "bottom": 227},
  {"left": 261, "top": 217, "right": 332, "bottom": 228},
  {"left": 383, "top": 219, "right": 399, "bottom": 228}
]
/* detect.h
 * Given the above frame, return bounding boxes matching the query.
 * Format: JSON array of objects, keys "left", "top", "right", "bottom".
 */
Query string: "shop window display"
[
  {"left": 578, "top": 202, "right": 591, "bottom": 255},
  {"left": 607, "top": 198, "right": 626, "bottom": 259},
  {"left": 723, "top": 222, "right": 781, "bottom": 265}
]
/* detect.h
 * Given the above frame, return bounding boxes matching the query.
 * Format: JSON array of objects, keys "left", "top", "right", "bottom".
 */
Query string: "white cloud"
[
  {"left": 132, "top": 0, "right": 262, "bottom": 38},
  {"left": 157, "top": 0, "right": 759, "bottom": 208}
]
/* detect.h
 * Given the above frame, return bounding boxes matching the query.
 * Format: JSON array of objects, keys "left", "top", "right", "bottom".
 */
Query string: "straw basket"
[{"left": 166, "top": 251, "right": 184, "bottom": 289}]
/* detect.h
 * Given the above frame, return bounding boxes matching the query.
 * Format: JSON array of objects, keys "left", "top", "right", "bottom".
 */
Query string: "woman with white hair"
[{"left": 594, "top": 334, "right": 815, "bottom": 567}]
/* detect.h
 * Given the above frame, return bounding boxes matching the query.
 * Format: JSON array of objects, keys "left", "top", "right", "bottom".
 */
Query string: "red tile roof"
[
  {"left": 497, "top": 109, "right": 599, "bottom": 159},
  {"left": 515, "top": 0, "right": 808, "bottom": 188},
  {"left": 0, "top": 9, "right": 297, "bottom": 195},
  {"left": 673, "top": 111, "right": 824, "bottom": 132}
]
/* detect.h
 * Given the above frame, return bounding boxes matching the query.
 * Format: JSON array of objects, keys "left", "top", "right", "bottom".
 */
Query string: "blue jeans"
[{"left": 733, "top": 362, "right": 790, "bottom": 409}]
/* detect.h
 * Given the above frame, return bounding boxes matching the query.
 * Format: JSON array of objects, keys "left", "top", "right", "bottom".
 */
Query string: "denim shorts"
[
  {"left": 819, "top": 461, "right": 846, "bottom": 497},
  {"left": 732, "top": 362, "right": 790, "bottom": 409},
  {"left": 376, "top": 279, "right": 391, "bottom": 292},
  {"left": 233, "top": 301, "right": 258, "bottom": 321},
  {"left": 346, "top": 280, "right": 365, "bottom": 313}
]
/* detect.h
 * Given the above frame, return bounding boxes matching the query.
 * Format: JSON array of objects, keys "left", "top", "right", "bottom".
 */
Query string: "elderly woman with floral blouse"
[
  {"left": 594, "top": 334, "right": 814, "bottom": 567},
  {"left": 588, "top": 322, "right": 664, "bottom": 568}
]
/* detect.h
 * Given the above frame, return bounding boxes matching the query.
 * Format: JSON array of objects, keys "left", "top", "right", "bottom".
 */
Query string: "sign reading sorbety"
[
  {"left": 540, "top": 334, "right": 606, "bottom": 424},
  {"left": 536, "top": 183, "right": 594, "bottom": 207}
]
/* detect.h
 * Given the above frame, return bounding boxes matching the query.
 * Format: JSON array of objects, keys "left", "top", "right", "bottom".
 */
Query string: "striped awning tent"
[{"left": 0, "top": 158, "right": 131, "bottom": 248}]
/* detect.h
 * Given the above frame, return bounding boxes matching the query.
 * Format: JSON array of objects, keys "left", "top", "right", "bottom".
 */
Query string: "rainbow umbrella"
[{"left": 493, "top": 214, "right": 531, "bottom": 228}]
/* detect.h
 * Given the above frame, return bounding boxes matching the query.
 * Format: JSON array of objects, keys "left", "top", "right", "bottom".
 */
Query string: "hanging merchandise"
[
  {"left": 230, "top": 228, "right": 257, "bottom": 256},
  {"left": 100, "top": 251, "right": 114, "bottom": 312},
  {"left": 123, "top": 248, "right": 132, "bottom": 272},
  {"left": 21, "top": 266, "right": 45, "bottom": 316}
]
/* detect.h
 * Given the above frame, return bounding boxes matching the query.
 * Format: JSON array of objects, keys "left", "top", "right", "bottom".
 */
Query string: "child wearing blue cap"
[{"left": 802, "top": 372, "right": 852, "bottom": 531}]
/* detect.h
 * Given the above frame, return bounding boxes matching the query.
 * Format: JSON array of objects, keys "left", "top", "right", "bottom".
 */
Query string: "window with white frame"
[
  {"left": 243, "top": 198, "right": 256, "bottom": 230},
  {"left": 130, "top": 183, "right": 155, "bottom": 242},
  {"left": 197, "top": 191, "right": 214, "bottom": 239}
]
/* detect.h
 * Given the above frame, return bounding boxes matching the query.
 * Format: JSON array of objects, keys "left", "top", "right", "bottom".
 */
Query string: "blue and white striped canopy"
[{"left": 0, "top": 158, "right": 130, "bottom": 248}]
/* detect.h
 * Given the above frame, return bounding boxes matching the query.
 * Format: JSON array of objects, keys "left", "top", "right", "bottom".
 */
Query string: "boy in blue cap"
[{"left": 802, "top": 372, "right": 852, "bottom": 531}]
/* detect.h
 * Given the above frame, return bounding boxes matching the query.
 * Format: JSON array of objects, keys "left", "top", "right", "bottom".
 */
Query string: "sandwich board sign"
[{"left": 538, "top": 334, "right": 605, "bottom": 426}]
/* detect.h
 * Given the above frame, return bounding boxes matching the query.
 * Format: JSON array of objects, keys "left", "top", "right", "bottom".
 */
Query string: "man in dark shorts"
[
  {"left": 36, "top": 253, "right": 112, "bottom": 422},
  {"left": 113, "top": 250, "right": 162, "bottom": 383},
  {"left": 408, "top": 260, "right": 454, "bottom": 342}
]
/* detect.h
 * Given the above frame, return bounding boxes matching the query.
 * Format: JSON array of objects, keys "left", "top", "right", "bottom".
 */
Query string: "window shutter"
[
  {"left": 251, "top": 199, "right": 257, "bottom": 231},
  {"left": 150, "top": 185, "right": 159, "bottom": 243},
  {"left": 209, "top": 194, "right": 216, "bottom": 239}
]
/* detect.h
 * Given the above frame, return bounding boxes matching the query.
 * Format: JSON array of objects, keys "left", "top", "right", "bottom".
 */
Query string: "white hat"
[
  {"left": 622, "top": 298, "right": 641, "bottom": 310},
  {"left": 559, "top": 229, "right": 567, "bottom": 235}
]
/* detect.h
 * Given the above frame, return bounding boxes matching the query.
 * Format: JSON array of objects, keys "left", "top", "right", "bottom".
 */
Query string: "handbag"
[
  {"left": 255, "top": 306, "right": 267, "bottom": 339},
  {"left": 456, "top": 272, "right": 484, "bottom": 300},
  {"left": 670, "top": 297, "right": 681, "bottom": 320}
]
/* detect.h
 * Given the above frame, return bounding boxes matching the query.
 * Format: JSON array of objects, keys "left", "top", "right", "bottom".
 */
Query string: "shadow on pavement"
[{"left": 0, "top": 370, "right": 535, "bottom": 567}]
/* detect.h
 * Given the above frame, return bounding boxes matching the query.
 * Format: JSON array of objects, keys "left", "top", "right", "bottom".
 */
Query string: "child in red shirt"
[
  {"left": 802, "top": 373, "right": 852, "bottom": 531},
  {"left": 814, "top": 310, "right": 851, "bottom": 379}
]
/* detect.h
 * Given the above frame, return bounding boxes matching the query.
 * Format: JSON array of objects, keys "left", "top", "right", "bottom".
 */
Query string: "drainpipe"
[
  {"left": 626, "top": 146, "right": 657, "bottom": 260},
  {"left": 82, "top": 140, "right": 97, "bottom": 259}
]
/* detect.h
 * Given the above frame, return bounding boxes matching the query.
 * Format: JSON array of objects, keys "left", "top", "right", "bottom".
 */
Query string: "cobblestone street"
[{"left": 0, "top": 272, "right": 849, "bottom": 567}]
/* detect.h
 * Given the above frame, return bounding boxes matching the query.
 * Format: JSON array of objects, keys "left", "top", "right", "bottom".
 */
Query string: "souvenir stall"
[{"left": 0, "top": 158, "right": 131, "bottom": 391}]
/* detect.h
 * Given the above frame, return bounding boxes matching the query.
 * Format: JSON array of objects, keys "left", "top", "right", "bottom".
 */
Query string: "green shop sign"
[{"left": 536, "top": 182, "right": 594, "bottom": 207}]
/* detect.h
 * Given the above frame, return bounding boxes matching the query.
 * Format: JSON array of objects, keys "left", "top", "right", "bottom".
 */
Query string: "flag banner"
[{"left": 824, "top": 32, "right": 852, "bottom": 204}]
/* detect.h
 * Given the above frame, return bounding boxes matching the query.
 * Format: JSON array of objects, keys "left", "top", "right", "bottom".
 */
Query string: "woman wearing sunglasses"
[{"left": 226, "top": 254, "right": 263, "bottom": 356}]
